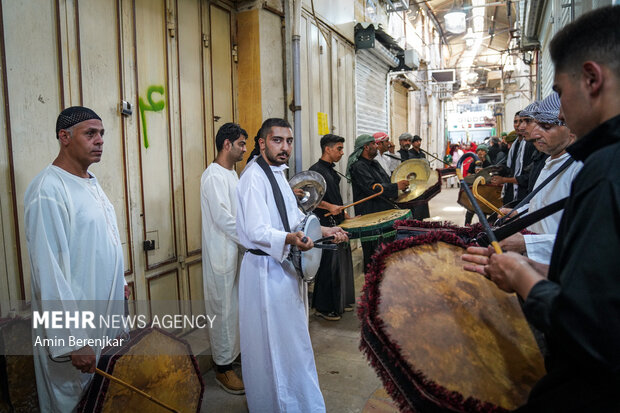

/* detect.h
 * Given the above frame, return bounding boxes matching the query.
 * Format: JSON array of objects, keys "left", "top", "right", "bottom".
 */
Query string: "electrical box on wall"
[
  {"left": 404, "top": 49, "right": 420, "bottom": 70},
  {"left": 354, "top": 23, "right": 375, "bottom": 50}
]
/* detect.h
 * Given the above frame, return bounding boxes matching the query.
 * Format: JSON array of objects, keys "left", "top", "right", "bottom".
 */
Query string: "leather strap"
[
  {"left": 256, "top": 155, "right": 291, "bottom": 233},
  {"left": 247, "top": 249, "right": 269, "bottom": 256},
  {"left": 495, "top": 197, "right": 568, "bottom": 242},
  {"left": 499, "top": 157, "right": 575, "bottom": 226}
]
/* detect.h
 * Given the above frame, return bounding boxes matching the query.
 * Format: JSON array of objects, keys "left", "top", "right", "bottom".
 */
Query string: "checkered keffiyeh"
[
  {"left": 520, "top": 101, "right": 540, "bottom": 119},
  {"left": 55, "top": 106, "right": 101, "bottom": 137},
  {"left": 533, "top": 92, "right": 564, "bottom": 125}
]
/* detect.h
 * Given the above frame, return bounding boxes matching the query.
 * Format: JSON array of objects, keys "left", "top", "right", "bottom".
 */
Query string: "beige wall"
[{"left": 0, "top": 0, "right": 236, "bottom": 317}]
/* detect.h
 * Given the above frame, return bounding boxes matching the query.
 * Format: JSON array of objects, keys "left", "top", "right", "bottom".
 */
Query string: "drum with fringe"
[
  {"left": 358, "top": 226, "right": 545, "bottom": 412},
  {"left": 339, "top": 209, "right": 412, "bottom": 242}
]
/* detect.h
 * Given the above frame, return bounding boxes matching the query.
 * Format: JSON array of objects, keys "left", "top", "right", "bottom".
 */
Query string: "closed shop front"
[
  {"left": 0, "top": 0, "right": 236, "bottom": 318},
  {"left": 356, "top": 49, "right": 390, "bottom": 136}
]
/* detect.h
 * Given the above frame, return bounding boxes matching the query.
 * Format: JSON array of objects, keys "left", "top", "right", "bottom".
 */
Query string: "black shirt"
[
  {"left": 521, "top": 114, "right": 620, "bottom": 411},
  {"left": 398, "top": 148, "right": 410, "bottom": 161},
  {"left": 526, "top": 150, "right": 550, "bottom": 194},
  {"left": 309, "top": 159, "right": 345, "bottom": 226},
  {"left": 408, "top": 148, "right": 426, "bottom": 159},
  {"left": 349, "top": 156, "right": 399, "bottom": 216},
  {"left": 488, "top": 144, "right": 501, "bottom": 164},
  {"left": 467, "top": 158, "right": 491, "bottom": 175}
]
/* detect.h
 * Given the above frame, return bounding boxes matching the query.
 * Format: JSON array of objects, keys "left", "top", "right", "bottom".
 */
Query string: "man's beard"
[{"left": 265, "top": 147, "right": 289, "bottom": 165}]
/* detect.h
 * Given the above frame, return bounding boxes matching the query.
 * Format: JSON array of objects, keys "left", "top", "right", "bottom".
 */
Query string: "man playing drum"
[
  {"left": 463, "top": 6, "right": 620, "bottom": 410},
  {"left": 498, "top": 92, "right": 582, "bottom": 264},
  {"left": 236, "top": 118, "right": 347, "bottom": 412},
  {"left": 346, "top": 134, "right": 409, "bottom": 268},
  {"left": 309, "top": 134, "right": 355, "bottom": 321}
]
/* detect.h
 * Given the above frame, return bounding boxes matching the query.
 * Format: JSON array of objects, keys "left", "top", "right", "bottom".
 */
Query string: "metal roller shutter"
[{"left": 356, "top": 49, "right": 389, "bottom": 135}]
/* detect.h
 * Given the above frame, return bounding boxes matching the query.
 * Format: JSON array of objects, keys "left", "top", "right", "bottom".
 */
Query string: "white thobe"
[
  {"left": 375, "top": 151, "right": 398, "bottom": 176},
  {"left": 200, "top": 162, "right": 242, "bottom": 365},
  {"left": 516, "top": 153, "right": 583, "bottom": 264},
  {"left": 24, "top": 165, "right": 125, "bottom": 413},
  {"left": 236, "top": 161, "right": 326, "bottom": 413}
]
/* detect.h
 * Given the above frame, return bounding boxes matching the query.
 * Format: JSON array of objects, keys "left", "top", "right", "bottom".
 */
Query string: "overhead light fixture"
[
  {"left": 464, "top": 28, "right": 475, "bottom": 48},
  {"left": 444, "top": 4, "right": 466, "bottom": 34}
]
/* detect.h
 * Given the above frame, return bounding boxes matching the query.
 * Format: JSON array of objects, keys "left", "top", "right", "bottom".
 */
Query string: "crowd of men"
[{"left": 24, "top": 5, "right": 619, "bottom": 412}]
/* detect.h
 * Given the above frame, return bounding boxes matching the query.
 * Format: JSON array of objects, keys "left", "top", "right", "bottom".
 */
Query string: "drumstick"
[
  {"left": 456, "top": 154, "right": 502, "bottom": 255},
  {"left": 95, "top": 368, "right": 180, "bottom": 413},
  {"left": 472, "top": 176, "right": 504, "bottom": 217},
  {"left": 314, "top": 235, "right": 335, "bottom": 244},
  {"left": 325, "top": 184, "right": 384, "bottom": 217}
]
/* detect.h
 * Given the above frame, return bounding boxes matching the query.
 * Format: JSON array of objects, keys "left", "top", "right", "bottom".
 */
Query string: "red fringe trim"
[{"left": 357, "top": 228, "right": 509, "bottom": 413}]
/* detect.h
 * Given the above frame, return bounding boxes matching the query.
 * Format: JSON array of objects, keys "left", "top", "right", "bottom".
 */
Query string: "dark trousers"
[
  {"left": 312, "top": 242, "right": 355, "bottom": 314},
  {"left": 411, "top": 203, "right": 430, "bottom": 220}
]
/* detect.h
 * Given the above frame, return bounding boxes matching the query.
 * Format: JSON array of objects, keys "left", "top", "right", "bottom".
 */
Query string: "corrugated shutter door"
[
  {"left": 541, "top": 44, "right": 554, "bottom": 99},
  {"left": 356, "top": 49, "right": 389, "bottom": 135}
]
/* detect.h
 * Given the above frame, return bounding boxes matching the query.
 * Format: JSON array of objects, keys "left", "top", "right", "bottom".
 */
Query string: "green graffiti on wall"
[{"left": 139, "top": 85, "right": 165, "bottom": 148}]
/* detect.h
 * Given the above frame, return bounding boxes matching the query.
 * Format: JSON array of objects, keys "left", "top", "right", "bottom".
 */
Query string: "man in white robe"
[
  {"left": 236, "top": 118, "right": 347, "bottom": 412},
  {"left": 24, "top": 107, "right": 126, "bottom": 412},
  {"left": 499, "top": 93, "right": 582, "bottom": 264},
  {"left": 372, "top": 132, "right": 399, "bottom": 175},
  {"left": 200, "top": 122, "right": 247, "bottom": 394}
]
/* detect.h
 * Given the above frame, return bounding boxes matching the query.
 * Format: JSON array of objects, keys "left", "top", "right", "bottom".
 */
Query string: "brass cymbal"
[
  {"left": 289, "top": 170, "right": 326, "bottom": 213},
  {"left": 391, "top": 159, "right": 438, "bottom": 203}
]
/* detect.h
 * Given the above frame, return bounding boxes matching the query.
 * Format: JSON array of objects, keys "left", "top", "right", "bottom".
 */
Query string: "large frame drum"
[
  {"left": 78, "top": 328, "right": 204, "bottom": 413},
  {"left": 358, "top": 229, "right": 545, "bottom": 412}
]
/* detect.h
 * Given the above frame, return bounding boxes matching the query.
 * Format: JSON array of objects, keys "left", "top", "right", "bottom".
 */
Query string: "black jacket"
[
  {"left": 504, "top": 139, "right": 537, "bottom": 204},
  {"left": 520, "top": 114, "right": 620, "bottom": 412},
  {"left": 349, "top": 156, "right": 399, "bottom": 215}
]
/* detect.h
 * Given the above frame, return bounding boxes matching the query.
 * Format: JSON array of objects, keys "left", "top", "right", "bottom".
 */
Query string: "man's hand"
[
  {"left": 71, "top": 345, "right": 96, "bottom": 373},
  {"left": 124, "top": 285, "right": 131, "bottom": 299},
  {"left": 492, "top": 176, "right": 517, "bottom": 185},
  {"left": 462, "top": 246, "right": 544, "bottom": 298},
  {"left": 321, "top": 226, "right": 349, "bottom": 243},
  {"left": 293, "top": 188, "right": 305, "bottom": 199},
  {"left": 286, "top": 231, "right": 313, "bottom": 251},
  {"left": 326, "top": 203, "right": 344, "bottom": 217},
  {"left": 499, "top": 233, "right": 526, "bottom": 255},
  {"left": 499, "top": 207, "right": 517, "bottom": 218},
  {"left": 397, "top": 180, "right": 410, "bottom": 191}
]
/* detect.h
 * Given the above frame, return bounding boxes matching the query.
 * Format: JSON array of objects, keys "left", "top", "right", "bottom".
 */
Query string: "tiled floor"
[{"left": 199, "top": 187, "right": 467, "bottom": 412}]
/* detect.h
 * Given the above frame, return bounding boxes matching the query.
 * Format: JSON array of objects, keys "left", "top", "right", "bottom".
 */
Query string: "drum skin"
[
  {"left": 300, "top": 215, "right": 323, "bottom": 281},
  {"left": 339, "top": 209, "right": 412, "bottom": 241},
  {"left": 359, "top": 231, "right": 545, "bottom": 413},
  {"left": 78, "top": 328, "right": 204, "bottom": 413}
]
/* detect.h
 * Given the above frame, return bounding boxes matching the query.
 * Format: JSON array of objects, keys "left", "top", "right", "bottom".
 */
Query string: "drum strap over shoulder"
[
  {"left": 256, "top": 155, "right": 291, "bottom": 232},
  {"left": 478, "top": 197, "right": 569, "bottom": 246},
  {"left": 498, "top": 157, "right": 575, "bottom": 226}
]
